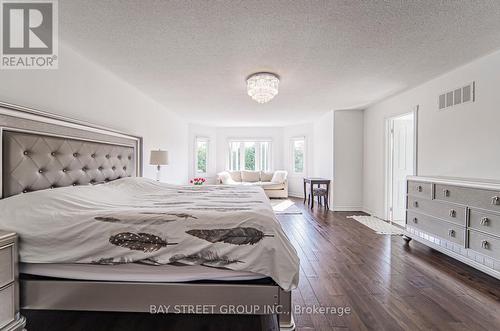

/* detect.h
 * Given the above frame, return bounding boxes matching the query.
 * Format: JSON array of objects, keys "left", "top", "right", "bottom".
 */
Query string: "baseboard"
[
  {"left": 361, "top": 207, "right": 374, "bottom": 216},
  {"left": 361, "top": 208, "right": 372, "bottom": 215},
  {"left": 332, "top": 206, "right": 363, "bottom": 212},
  {"left": 288, "top": 191, "right": 303, "bottom": 198}
]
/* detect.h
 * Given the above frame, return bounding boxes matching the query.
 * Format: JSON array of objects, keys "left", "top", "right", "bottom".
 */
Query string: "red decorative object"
[{"left": 191, "top": 177, "right": 206, "bottom": 185}]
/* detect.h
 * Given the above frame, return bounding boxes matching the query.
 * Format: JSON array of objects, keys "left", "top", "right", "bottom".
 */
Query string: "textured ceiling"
[{"left": 60, "top": 1, "right": 500, "bottom": 126}]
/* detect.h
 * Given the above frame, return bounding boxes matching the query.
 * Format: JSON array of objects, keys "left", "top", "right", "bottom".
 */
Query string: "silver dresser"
[
  {"left": 406, "top": 176, "right": 500, "bottom": 279},
  {"left": 0, "top": 231, "right": 25, "bottom": 331}
]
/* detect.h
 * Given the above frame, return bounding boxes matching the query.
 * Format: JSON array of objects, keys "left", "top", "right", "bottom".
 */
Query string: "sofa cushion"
[
  {"left": 258, "top": 182, "right": 286, "bottom": 190},
  {"left": 241, "top": 171, "right": 260, "bottom": 182},
  {"left": 260, "top": 171, "right": 274, "bottom": 182},
  {"left": 271, "top": 170, "right": 288, "bottom": 184},
  {"left": 229, "top": 171, "right": 242, "bottom": 182}
]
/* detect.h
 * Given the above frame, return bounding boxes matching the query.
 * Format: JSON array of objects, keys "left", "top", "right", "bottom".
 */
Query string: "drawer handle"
[
  {"left": 416, "top": 185, "right": 423, "bottom": 192},
  {"left": 480, "top": 217, "right": 489, "bottom": 226},
  {"left": 481, "top": 240, "right": 489, "bottom": 249},
  {"left": 491, "top": 196, "right": 500, "bottom": 205},
  {"left": 443, "top": 189, "right": 450, "bottom": 197},
  {"left": 413, "top": 201, "right": 419, "bottom": 208},
  {"left": 412, "top": 217, "right": 418, "bottom": 224},
  {"left": 448, "top": 229, "right": 455, "bottom": 237},
  {"left": 449, "top": 209, "right": 456, "bottom": 218}
]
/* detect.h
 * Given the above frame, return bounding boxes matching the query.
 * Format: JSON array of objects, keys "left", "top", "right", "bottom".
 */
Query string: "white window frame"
[
  {"left": 226, "top": 138, "right": 273, "bottom": 171},
  {"left": 290, "top": 136, "right": 306, "bottom": 175},
  {"left": 194, "top": 136, "right": 209, "bottom": 176}
]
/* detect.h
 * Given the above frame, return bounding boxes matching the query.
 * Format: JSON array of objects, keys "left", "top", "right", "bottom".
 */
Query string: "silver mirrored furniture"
[
  {"left": 405, "top": 176, "right": 500, "bottom": 280},
  {"left": 0, "top": 231, "right": 25, "bottom": 331}
]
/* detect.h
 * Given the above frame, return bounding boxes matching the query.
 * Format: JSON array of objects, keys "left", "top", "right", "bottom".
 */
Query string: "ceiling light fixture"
[{"left": 246, "top": 72, "right": 279, "bottom": 104}]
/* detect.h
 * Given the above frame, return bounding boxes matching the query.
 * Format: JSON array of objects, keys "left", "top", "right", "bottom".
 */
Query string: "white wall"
[
  {"left": 363, "top": 49, "right": 500, "bottom": 218},
  {"left": 313, "top": 111, "right": 334, "bottom": 206},
  {"left": 188, "top": 124, "right": 217, "bottom": 184},
  {"left": 309, "top": 109, "right": 364, "bottom": 211},
  {"left": 333, "top": 110, "right": 364, "bottom": 211},
  {"left": 0, "top": 43, "right": 189, "bottom": 184},
  {"left": 215, "top": 127, "right": 285, "bottom": 173},
  {"left": 284, "top": 123, "right": 315, "bottom": 197}
]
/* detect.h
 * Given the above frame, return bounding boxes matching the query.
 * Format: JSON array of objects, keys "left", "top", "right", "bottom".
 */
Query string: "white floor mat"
[
  {"left": 347, "top": 215, "right": 404, "bottom": 235},
  {"left": 271, "top": 199, "right": 302, "bottom": 214}
]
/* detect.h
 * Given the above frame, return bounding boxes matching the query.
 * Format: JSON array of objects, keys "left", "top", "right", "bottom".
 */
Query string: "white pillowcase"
[
  {"left": 218, "top": 171, "right": 236, "bottom": 184},
  {"left": 271, "top": 170, "right": 288, "bottom": 184}
]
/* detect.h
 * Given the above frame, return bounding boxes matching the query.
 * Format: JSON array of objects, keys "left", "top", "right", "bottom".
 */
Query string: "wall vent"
[{"left": 438, "top": 81, "right": 475, "bottom": 110}]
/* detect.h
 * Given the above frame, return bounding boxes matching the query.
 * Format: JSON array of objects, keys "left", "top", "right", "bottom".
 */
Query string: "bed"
[{"left": 0, "top": 102, "right": 298, "bottom": 330}]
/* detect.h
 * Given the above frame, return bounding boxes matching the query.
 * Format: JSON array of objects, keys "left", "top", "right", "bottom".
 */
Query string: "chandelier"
[{"left": 246, "top": 72, "right": 279, "bottom": 104}]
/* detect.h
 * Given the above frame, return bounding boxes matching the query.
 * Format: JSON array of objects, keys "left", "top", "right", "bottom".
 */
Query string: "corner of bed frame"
[{"left": 21, "top": 279, "right": 295, "bottom": 330}]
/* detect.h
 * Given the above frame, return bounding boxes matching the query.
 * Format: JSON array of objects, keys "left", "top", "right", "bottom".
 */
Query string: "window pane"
[
  {"left": 293, "top": 139, "right": 304, "bottom": 173},
  {"left": 228, "top": 140, "right": 271, "bottom": 172},
  {"left": 229, "top": 142, "right": 241, "bottom": 171},
  {"left": 260, "top": 142, "right": 270, "bottom": 171},
  {"left": 196, "top": 140, "right": 207, "bottom": 173},
  {"left": 244, "top": 142, "right": 256, "bottom": 171}
]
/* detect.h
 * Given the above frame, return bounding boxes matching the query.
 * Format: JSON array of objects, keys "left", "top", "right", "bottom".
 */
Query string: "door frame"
[{"left": 384, "top": 106, "right": 419, "bottom": 222}]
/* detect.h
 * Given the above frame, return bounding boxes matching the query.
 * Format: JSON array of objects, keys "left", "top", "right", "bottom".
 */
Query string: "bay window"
[{"left": 228, "top": 140, "right": 272, "bottom": 171}]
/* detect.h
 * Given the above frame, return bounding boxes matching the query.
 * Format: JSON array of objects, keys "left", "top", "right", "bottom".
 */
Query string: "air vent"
[{"left": 438, "top": 82, "right": 475, "bottom": 110}]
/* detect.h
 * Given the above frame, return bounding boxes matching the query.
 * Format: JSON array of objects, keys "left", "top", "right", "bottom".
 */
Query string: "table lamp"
[{"left": 149, "top": 150, "right": 168, "bottom": 181}]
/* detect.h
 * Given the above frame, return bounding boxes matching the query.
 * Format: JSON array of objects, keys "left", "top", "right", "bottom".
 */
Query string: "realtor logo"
[{"left": 1, "top": 0, "right": 58, "bottom": 69}]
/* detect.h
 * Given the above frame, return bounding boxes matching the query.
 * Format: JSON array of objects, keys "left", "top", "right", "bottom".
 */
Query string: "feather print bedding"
[{"left": 0, "top": 177, "right": 299, "bottom": 291}]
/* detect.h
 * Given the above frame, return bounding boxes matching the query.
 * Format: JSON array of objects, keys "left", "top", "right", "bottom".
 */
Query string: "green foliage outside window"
[
  {"left": 197, "top": 142, "right": 207, "bottom": 173},
  {"left": 294, "top": 149, "right": 304, "bottom": 173},
  {"left": 293, "top": 139, "right": 305, "bottom": 173},
  {"left": 245, "top": 146, "right": 256, "bottom": 170}
]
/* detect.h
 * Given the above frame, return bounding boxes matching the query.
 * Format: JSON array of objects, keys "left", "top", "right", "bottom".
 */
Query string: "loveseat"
[{"left": 216, "top": 170, "right": 288, "bottom": 198}]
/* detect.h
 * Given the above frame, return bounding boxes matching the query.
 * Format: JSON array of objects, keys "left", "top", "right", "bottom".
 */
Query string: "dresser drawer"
[
  {"left": 407, "top": 181, "right": 433, "bottom": 199},
  {"left": 469, "top": 209, "right": 500, "bottom": 237},
  {"left": 407, "top": 196, "right": 466, "bottom": 226},
  {"left": 468, "top": 230, "right": 500, "bottom": 260},
  {"left": 0, "top": 244, "right": 14, "bottom": 289},
  {"left": 435, "top": 184, "right": 500, "bottom": 212},
  {"left": 0, "top": 283, "right": 15, "bottom": 329},
  {"left": 407, "top": 211, "right": 465, "bottom": 245}
]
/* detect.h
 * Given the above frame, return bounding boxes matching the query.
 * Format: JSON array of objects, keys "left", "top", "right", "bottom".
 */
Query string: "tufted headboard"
[{"left": 0, "top": 102, "right": 142, "bottom": 199}]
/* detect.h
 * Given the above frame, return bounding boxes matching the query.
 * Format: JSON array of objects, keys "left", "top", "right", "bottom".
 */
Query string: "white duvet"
[{"left": 0, "top": 177, "right": 299, "bottom": 291}]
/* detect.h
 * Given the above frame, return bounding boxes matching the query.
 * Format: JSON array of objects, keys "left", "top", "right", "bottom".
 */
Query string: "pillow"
[
  {"left": 228, "top": 171, "right": 242, "bottom": 182},
  {"left": 271, "top": 170, "right": 288, "bottom": 184},
  {"left": 218, "top": 171, "right": 236, "bottom": 184},
  {"left": 260, "top": 171, "right": 274, "bottom": 182},
  {"left": 241, "top": 171, "right": 260, "bottom": 182}
]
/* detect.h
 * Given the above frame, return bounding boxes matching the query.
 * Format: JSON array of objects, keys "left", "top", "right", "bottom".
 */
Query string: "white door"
[{"left": 390, "top": 114, "right": 415, "bottom": 224}]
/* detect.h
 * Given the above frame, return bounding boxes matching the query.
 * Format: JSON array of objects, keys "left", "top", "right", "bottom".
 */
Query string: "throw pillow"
[
  {"left": 271, "top": 170, "right": 288, "bottom": 184},
  {"left": 260, "top": 171, "right": 274, "bottom": 182},
  {"left": 218, "top": 171, "right": 236, "bottom": 184},
  {"left": 241, "top": 170, "right": 261, "bottom": 182},
  {"left": 229, "top": 171, "right": 242, "bottom": 182}
]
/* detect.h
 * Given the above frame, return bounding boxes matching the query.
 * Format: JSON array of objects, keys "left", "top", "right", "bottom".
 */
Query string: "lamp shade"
[{"left": 149, "top": 150, "right": 169, "bottom": 165}]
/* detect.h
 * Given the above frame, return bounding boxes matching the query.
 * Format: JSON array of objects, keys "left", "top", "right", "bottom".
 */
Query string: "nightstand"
[{"left": 0, "top": 231, "right": 25, "bottom": 331}]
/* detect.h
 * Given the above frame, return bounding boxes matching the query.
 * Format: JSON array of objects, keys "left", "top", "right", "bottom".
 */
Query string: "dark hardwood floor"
[
  {"left": 285, "top": 198, "right": 500, "bottom": 331},
  {"left": 24, "top": 198, "right": 500, "bottom": 331}
]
